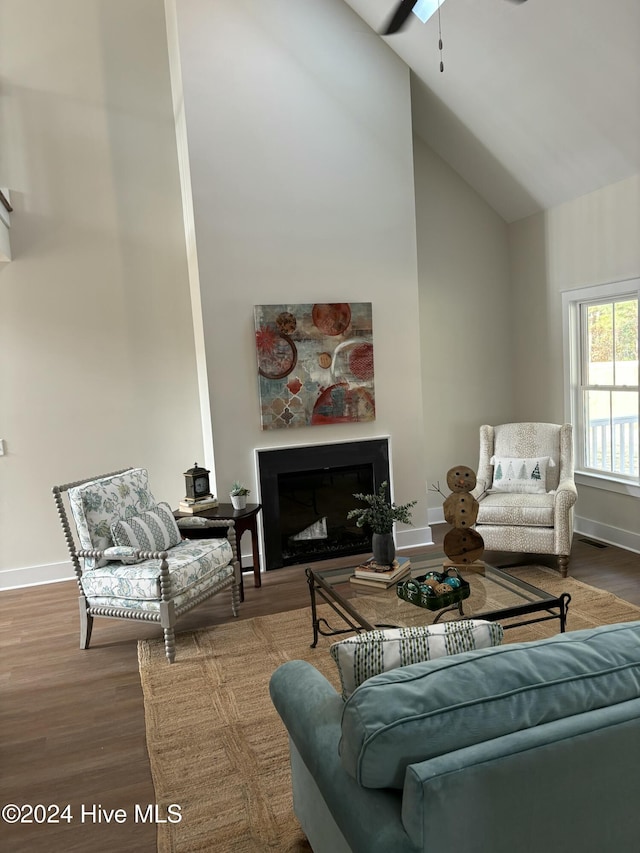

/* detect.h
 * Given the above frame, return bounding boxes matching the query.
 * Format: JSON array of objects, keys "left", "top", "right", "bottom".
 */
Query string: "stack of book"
[
  {"left": 177, "top": 496, "right": 219, "bottom": 514},
  {"left": 349, "top": 556, "right": 412, "bottom": 589}
]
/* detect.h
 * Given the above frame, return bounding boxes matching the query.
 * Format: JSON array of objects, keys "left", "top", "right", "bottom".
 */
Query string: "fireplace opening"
[
  {"left": 257, "top": 438, "right": 390, "bottom": 570},
  {"left": 279, "top": 464, "right": 373, "bottom": 566}
]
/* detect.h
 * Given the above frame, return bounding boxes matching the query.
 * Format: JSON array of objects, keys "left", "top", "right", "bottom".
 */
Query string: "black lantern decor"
[{"left": 184, "top": 463, "right": 212, "bottom": 503}]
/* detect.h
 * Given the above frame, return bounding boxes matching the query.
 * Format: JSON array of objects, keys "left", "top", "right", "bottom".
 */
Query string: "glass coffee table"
[{"left": 306, "top": 554, "right": 571, "bottom": 647}]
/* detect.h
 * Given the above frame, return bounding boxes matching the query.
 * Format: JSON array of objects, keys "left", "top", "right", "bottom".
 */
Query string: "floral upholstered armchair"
[
  {"left": 52, "top": 467, "right": 241, "bottom": 662},
  {"left": 472, "top": 423, "right": 577, "bottom": 577}
]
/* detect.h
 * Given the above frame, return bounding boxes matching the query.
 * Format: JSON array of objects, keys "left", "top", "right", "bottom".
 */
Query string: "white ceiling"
[{"left": 342, "top": 0, "right": 640, "bottom": 222}]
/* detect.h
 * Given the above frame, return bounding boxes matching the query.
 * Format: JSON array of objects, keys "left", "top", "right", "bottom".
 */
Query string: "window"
[{"left": 563, "top": 279, "right": 639, "bottom": 490}]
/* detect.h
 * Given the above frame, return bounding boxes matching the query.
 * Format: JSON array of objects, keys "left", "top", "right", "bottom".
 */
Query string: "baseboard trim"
[
  {"left": 0, "top": 546, "right": 262, "bottom": 591},
  {"left": 14, "top": 518, "right": 635, "bottom": 591},
  {"left": 5, "top": 529, "right": 431, "bottom": 591},
  {"left": 426, "top": 508, "right": 639, "bottom": 556},
  {"left": 0, "top": 561, "right": 75, "bottom": 591},
  {"left": 396, "top": 525, "right": 433, "bottom": 550},
  {"left": 574, "top": 515, "right": 640, "bottom": 555}
]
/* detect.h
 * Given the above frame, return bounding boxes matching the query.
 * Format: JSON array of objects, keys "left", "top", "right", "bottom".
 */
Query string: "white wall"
[
  {"left": 171, "top": 0, "right": 431, "bottom": 546},
  {"left": 413, "top": 135, "right": 512, "bottom": 522},
  {"left": 2, "top": 1, "right": 636, "bottom": 588},
  {"left": 509, "top": 173, "right": 640, "bottom": 547},
  {"left": 0, "top": 0, "right": 204, "bottom": 587},
  {"left": 0, "top": 192, "right": 10, "bottom": 261}
]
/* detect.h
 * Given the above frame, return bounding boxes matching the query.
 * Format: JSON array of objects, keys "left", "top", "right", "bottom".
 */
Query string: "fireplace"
[{"left": 257, "top": 438, "right": 390, "bottom": 570}]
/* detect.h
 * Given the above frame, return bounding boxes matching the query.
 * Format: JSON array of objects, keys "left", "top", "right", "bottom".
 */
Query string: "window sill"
[{"left": 575, "top": 471, "right": 640, "bottom": 499}]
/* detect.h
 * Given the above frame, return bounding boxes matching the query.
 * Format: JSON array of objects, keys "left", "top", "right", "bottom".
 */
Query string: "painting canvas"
[{"left": 254, "top": 302, "right": 375, "bottom": 430}]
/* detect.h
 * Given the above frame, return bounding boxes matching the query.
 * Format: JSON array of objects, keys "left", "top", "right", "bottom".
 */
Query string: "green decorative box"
[{"left": 396, "top": 568, "right": 470, "bottom": 612}]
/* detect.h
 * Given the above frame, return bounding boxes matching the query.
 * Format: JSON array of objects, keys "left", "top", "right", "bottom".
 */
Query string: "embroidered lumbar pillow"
[
  {"left": 490, "top": 455, "right": 555, "bottom": 494},
  {"left": 111, "top": 502, "right": 182, "bottom": 553},
  {"left": 329, "top": 620, "right": 504, "bottom": 700}
]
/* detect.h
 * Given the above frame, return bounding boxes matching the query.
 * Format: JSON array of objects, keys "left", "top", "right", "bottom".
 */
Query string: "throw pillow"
[
  {"left": 489, "top": 455, "right": 555, "bottom": 494},
  {"left": 329, "top": 620, "right": 504, "bottom": 700},
  {"left": 111, "top": 502, "right": 182, "bottom": 553},
  {"left": 102, "top": 545, "right": 142, "bottom": 565}
]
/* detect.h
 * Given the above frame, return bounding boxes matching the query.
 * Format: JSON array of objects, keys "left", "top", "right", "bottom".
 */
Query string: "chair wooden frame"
[{"left": 52, "top": 467, "right": 241, "bottom": 662}]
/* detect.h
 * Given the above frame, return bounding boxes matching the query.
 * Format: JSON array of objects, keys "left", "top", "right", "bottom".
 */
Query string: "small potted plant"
[
  {"left": 230, "top": 481, "right": 251, "bottom": 510},
  {"left": 347, "top": 481, "right": 417, "bottom": 566}
]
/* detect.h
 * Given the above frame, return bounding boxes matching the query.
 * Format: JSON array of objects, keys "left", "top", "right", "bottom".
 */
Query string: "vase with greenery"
[
  {"left": 230, "top": 481, "right": 250, "bottom": 510},
  {"left": 347, "top": 481, "right": 417, "bottom": 566}
]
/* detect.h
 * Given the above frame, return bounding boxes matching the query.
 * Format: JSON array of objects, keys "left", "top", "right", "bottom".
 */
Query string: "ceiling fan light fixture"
[
  {"left": 383, "top": 0, "right": 527, "bottom": 37},
  {"left": 412, "top": 0, "right": 444, "bottom": 25}
]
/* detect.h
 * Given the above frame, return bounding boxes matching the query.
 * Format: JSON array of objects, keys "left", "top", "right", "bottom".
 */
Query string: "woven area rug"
[{"left": 138, "top": 565, "right": 640, "bottom": 852}]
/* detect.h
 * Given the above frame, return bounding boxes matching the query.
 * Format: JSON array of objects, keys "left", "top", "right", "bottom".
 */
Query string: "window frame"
[{"left": 562, "top": 278, "right": 640, "bottom": 498}]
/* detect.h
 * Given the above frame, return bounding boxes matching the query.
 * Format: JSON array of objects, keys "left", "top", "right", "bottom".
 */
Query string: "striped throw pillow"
[
  {"left": 111, "top": 502, "right": 182, "bottom": 553},
  {"left": 330, "top": 620, "right": 504, "bottom": 700}
]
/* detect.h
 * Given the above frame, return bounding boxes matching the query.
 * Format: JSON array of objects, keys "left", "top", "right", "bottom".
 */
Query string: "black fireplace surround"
[{"left": 257, "top": 438, "right": 390, "bottom": 570}]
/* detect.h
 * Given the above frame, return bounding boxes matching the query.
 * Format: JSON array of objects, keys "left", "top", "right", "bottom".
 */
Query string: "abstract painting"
[{"left": 254, "top": 302, "right": 375, "bottom": 430}]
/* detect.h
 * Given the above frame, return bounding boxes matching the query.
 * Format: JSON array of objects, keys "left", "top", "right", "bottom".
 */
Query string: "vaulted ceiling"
[{"left": 343, "top": 0, "right": 640, "bottom": 222}]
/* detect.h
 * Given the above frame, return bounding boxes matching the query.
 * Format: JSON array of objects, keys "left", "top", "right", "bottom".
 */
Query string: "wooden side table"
[{"left": 174, "top": 503, "right": 262, "bottom": 602}]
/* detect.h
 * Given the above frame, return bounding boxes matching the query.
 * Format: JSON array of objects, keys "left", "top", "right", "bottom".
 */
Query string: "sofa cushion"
[
  {"left": 111, "top": 502, "right": 182, "bottom": 552},
  {"left": 477, "top": 492, "right": 555, "bottom": 526},
  {"left": 490, "top": 455, "right": 554, "bottom": 493},
  {"left": 81, "top": 538, "right": 233, "bottom": 601},
  {"left": 330, "top": 621, "right": 504, "bottom": 700},
  {"left": 339, "top": 621, "right": 640, "bottom": 789}
]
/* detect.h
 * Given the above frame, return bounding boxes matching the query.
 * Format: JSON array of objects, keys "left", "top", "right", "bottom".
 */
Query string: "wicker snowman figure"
[{"left": 442, "top": 466, "right": 484, "bottom": 570}]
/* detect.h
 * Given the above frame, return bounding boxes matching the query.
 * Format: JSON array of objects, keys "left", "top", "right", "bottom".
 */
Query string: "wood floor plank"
[{"left": 1, "top": 528, "right": 638, "bottom": 852}]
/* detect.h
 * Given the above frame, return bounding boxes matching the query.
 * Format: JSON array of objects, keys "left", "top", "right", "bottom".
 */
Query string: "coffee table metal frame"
[{"left": 306, "top": 561, "right": 571, "bottom": 648}]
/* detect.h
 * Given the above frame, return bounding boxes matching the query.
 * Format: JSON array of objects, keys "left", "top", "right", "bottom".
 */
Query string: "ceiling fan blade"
[{"left": 382, "top": 0, "right": 419, "bottom": 36}]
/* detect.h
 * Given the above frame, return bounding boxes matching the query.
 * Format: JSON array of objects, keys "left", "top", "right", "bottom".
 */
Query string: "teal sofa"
[{"left": 270, "top": 621, "right": 640, "bottom": 853}]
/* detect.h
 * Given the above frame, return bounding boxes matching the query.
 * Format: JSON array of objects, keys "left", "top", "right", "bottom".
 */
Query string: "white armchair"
[
  {"left": 52, "top": 467, "right": 241, "bottom": 662},
  {"left": 473, "top": 423, "right": 577, "bottom": 577}
]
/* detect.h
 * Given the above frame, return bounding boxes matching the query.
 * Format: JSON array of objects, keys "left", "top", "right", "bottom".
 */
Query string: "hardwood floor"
[{"left": 1, "top": 528, "right": 638, "bottom": 852}]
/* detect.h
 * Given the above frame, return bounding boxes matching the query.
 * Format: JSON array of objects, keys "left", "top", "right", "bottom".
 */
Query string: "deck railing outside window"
[{"left": 587, "top": 415, "right": 639, "bottom": 477}]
